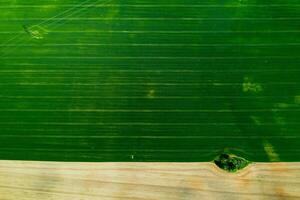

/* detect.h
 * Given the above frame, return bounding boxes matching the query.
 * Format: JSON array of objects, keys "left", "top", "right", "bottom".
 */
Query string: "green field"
[{"left": 0, "top": 0, "right": 299, "bottom": 162}]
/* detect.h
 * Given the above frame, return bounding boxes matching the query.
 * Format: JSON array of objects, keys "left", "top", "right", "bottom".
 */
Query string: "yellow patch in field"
[
  {"left": 263, "top": 141, "right": 280, "bottom": 161},
  {"left": 242, "top": 77, "right": 263, "bottom": 93}
]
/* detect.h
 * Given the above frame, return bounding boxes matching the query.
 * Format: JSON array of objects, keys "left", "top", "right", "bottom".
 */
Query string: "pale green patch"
[
  {"left": 274, "top": 103, "right": 291, "bottom": 108},
  {"left": 242, "top": 77, "right": 263, "bottom": 93},
  {"left": 263, "top": 141, "right": 280, "bottom": 161},
  {"left": 238, "top": 0, "right": 247, "bottom": 3},
  {"left": 295, "top": 96, "right": 300, "bottom": 104},
  {"left": 274, "top": 116, "right": 286, "bottom": 126},
  {"left": 147, "top": 89, "right": 156, "bottom": 99}
]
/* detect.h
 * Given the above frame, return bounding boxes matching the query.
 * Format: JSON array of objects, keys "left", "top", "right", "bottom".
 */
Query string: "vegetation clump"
[
  {"left": 214, "top": 153, "right": 250, "bottom": 172},
  {"left": 23, "top": 25, "right": 48, "bottom": 40}
]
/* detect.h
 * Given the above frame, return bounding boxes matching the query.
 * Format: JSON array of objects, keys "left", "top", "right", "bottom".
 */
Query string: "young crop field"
[{"left": 0, "top": 0, "right": 299, "bottom": 162}]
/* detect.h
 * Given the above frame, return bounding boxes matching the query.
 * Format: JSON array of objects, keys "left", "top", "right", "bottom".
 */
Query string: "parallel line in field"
[
  {"left": 1, "top": 4, "right": 299, "bottom": 8},
  {"left": 2, "top": 64, "right": 300, "bottom": 68},
  {"left": 3, "top": 17, "right": 300, "bottom": 20},
  {"left": 0, "top": 135, "right": 298, "bottom": 139},
  {"left": 0, "top": 122, "right": 299, "bottom": 125},
  {"left": 0, "top": 96, "right": 294, "bottom": 99},
  {"left": 0, "top": 109, "right": 298, "bottom": 112},
  {"left": 4, "top": 56, "right": 299, "bottom": 59},
  {"left": 2, "top": 43, "right": 300, "bottom": 47},
  {"left": 0, "top": 82, "right": 298, "bottom": 86},
  {"left": 27, "top": 30, "right": 300, "bottom": 33},
  {"left": 0, "top": 148, "right": 226, "bottom": 152},
  {"left": 1, "top": 30, "right": 300, "bottom": 34},
  {"left": 0, "top": 148, "right": 298, "bottom": 153},
  {"left": 0, "top": 130, "right": 293, "bottom": 134},
  {"left": 2, "top": 63, "right": 300, "bottom": 66},
  {"left": 1, "top": 70, "right": 300, "bottom": 72},
  {"left": 0, "top": 0, "right": 113, "bottom": 49}
]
